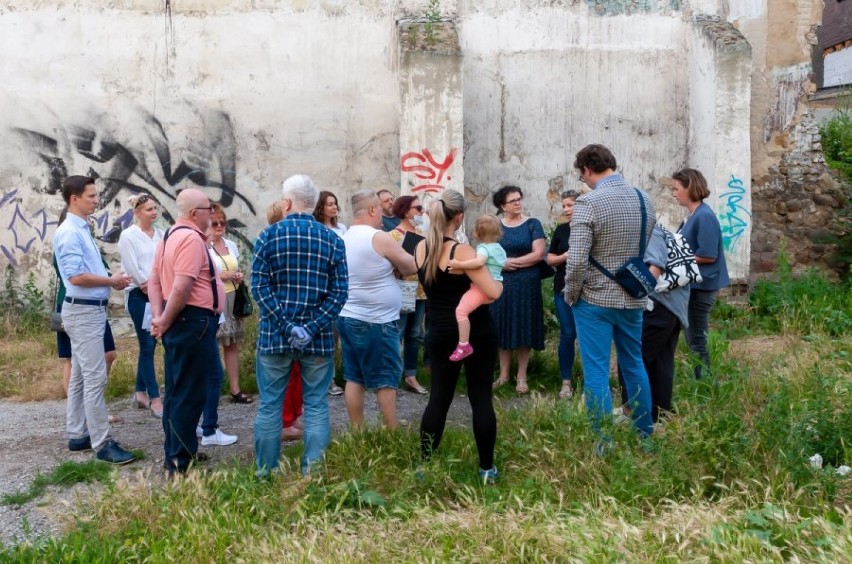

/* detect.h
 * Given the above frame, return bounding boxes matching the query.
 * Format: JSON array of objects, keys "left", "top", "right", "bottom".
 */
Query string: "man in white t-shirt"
[{"left": 339, "top": 190, "right": 416, "bottom": 429}]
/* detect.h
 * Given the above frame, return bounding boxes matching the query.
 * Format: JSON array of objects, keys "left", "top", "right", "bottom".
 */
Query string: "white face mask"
[{"left": 411, "top": 214, "right": 425, "bottom": 227}]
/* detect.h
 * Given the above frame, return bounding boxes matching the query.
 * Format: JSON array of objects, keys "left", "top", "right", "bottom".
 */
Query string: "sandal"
[
  {"left": 515, "top": 379, "right": 529, "bottom": 394},
  {"left": 230, "top": 391, "right": 254, "bottom": 404},
  {"left": 492, "top": 377, "right": 510, "bottom": 390},
  {"left": 559, "top": 385, "right": 574, "bottom": 400}
]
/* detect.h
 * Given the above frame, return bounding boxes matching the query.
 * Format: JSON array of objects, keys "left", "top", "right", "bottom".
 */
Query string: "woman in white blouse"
[{"left": 118, "top": 193, "right": 164, "bottom": 417}]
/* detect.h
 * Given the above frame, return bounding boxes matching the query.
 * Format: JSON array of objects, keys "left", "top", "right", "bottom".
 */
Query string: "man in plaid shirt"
[
  {"left": 564, "top": 145, "right": 655, "bottom": 448},
  {"left": 251, "top": 174, "right": 348, "bottom": 477}
]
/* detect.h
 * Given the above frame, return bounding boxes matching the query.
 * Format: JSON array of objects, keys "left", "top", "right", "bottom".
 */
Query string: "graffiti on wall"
[
  {"left": 2, "top": 104, "right": 258, "bottom": 266},
  {"left": 400, "top": 148, "right": 458, "bottom": 193},
  {"left": 717, "top": 174, "right": 751, "bottom": 252}
]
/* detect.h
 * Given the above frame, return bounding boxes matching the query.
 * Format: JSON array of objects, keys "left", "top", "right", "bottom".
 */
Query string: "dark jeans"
[
  {"left": 420, "top": 327, "right": 497, "bottom": 470},
  {"left": 161, "top": 306, "right": 219, "bottom": 473},
  {"left": 127, "top": 288, "right": 160, "bottom": 398},
  {"left": 398, "top": 299, "right": 426, "bottom": 378},
  {"left": 200, "top": 352, "right": 225, "bottom": 436},
  {"left": 685, "top": 289, "right": 718, "bottom": 379},
  {"left": 618, "top": 301, "right": 681, "bottom": 423},
  {"left": 553, "top": 292, "right": 577, "bottom": 382}
]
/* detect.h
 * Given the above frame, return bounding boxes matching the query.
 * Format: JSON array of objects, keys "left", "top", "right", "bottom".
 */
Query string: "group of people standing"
[{"left": 53, "top": 142, "right": 727, "bottom": 480}]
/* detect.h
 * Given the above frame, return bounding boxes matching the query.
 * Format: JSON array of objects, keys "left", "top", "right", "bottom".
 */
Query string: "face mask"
[{"left": 412, "top": 215, "right": 424, "bottom": 227}]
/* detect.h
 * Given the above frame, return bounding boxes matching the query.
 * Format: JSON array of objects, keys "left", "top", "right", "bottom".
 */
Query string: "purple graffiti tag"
[{"left": 717, "top": 174, "right": 752, "bottom": 252}]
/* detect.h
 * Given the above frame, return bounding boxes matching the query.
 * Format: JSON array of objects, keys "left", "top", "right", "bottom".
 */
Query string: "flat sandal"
[{"left": 230, "top": 391, "right": 254, "bottom": 404}]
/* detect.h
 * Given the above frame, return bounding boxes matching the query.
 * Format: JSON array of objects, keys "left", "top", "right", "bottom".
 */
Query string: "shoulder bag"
[
  {"left": 655, "top": 225, "right": 703, "bottom": 293},
  {"left": 589, "top": 189, "right": 656, "bottom": 299}
]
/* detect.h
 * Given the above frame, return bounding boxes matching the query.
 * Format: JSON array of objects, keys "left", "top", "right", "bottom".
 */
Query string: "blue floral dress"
[{"left": 490, "top": 218, "right": 545, "bottom": 350}]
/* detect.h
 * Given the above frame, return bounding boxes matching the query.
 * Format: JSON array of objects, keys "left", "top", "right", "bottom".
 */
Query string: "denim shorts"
[{"left": 337, "top": 316, "right": 402, "bottom": 390}]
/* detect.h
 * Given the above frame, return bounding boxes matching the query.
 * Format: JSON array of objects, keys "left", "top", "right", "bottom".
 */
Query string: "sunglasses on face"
[
  {"left": 210, "top": 220, "right": 226, "bottom": 228},
  {"left": 135, "top": 194, "right": 152, "bottom": 208},
  {"left": 412, "top": 205, "right": 423, "bottom": 212}
]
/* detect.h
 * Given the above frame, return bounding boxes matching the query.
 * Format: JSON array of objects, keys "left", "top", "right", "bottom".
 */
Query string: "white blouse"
[{"left": 118, "top": 224, "right": 164, "bottom": 291}]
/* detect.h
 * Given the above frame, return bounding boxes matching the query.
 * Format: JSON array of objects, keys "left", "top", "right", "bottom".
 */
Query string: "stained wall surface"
[{"left": 0, "top": 1, "right": 760, "bottom": 286}]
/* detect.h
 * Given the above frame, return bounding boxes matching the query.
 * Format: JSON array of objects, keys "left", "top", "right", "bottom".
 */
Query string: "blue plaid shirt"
[{"left": 251, "top": 212, "right": 348, "bottom": 356}]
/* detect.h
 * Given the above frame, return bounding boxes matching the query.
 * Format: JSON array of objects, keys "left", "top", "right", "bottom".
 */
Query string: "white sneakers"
[{"left": 200, "top": 429, "right": 238, "bottom": 446}]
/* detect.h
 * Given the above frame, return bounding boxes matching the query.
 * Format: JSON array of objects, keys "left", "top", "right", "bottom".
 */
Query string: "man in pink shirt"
[{"left": 148, "top": 188, "right": 226, "bottom": 476}]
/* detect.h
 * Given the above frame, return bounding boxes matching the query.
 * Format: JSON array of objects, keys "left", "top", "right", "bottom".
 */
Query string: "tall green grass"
[{"left": 3, "top": 330, "right": 849, "bottom": 560}]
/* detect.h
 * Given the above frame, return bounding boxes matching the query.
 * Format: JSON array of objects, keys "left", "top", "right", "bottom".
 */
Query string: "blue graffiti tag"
[{"left": 717, "top": 174, "right": 751, "bottom": 252}]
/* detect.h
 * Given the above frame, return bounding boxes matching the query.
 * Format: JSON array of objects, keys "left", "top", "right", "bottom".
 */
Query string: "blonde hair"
[
  {"left": 267, "top": 202, "right": 283, "bottom": 225},
  {"left": 474, "top": 214, "right": 502, "bottom": 244},
  {"left": 423, "top": 190, "right": 465, "bottom": 285},
  {"left": 127, "top": 193, "right": 153, "bottom": 210}
]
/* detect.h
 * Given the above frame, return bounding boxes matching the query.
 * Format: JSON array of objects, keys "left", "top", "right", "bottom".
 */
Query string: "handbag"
[
  {"left": 528, "top": 221, "right": 555, "bottom": 280},
  {"left": 233, "top": 282, "right": 253, "bottom": 318},
  {"left": 589, "top": 188, "right": 656, "bottom": 299},
  {"left": 50, "top": 311, "right": 65, "bottom": 333},
  {"left": 210, "top": 242, "right": 252, "bottom": 317},
  {"left": 398, "top": 279, "right": 418, "bottom": 314},
  {"left": 537, "top": 260, "right": 555, "bottom": 280},
  {"left": 655, "top": 225, "right": 703, "bottom": 293}
]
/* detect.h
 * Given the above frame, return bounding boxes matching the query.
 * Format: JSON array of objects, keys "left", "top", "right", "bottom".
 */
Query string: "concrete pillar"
[
  {"left": 687, "top": 17, "right": 753, "bottom": 281},
  {"left": 397, "top": 19, "right": 463, "bottom": 208}
]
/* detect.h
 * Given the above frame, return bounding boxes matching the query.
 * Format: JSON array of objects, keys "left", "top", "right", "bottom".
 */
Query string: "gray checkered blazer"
[{"left": 564, "top": 174, "right": 656, "bottom": 310}]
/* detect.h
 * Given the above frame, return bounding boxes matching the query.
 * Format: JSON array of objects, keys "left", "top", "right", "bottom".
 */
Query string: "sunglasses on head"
[
  {"left": 210, "top": 220, "right": 226, "bottom": 228},
  {"left": 134, "top": 194, "right": 151, "bottom": 208}
]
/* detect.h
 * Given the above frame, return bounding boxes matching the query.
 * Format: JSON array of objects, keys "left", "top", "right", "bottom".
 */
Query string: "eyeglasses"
[
  {"left": 210, "top": 220, "right": 226, "bottom": 228},
  {"left": 505, "top": 197, "right": 523, "bottom": 205},
  {"left": 193, "top": 206, "right": 213, "bottom": 213},
  {"left": 412, "top": 205, "right": 423, "bottom": 212},
  {"left": 134, "top": 194, "right": 151, "bottom": 208}
]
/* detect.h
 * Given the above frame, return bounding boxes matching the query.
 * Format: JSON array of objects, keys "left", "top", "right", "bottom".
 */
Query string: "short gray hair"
[{"left": 282, "top": 175, "right": 319, "bottom": 210}]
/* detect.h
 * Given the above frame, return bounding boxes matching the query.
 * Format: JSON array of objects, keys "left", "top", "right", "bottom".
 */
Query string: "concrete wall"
[
  {"left": 687, "top": 18, "right": 752, "bottom": 280},
  {"left": 0, "top": 0, "right": 758, "bottom": 289}
]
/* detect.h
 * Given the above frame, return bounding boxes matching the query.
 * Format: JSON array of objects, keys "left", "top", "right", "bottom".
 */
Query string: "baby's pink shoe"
[{"left": 449, "top": 342, "right": 474, "bottom": 362}]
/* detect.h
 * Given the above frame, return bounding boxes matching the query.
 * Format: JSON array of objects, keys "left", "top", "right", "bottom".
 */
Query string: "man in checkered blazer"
[{"left": 564, "top": 144, "right": 655, "bottom": 448}]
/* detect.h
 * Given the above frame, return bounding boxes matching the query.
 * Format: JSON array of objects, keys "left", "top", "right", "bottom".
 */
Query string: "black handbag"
[
  {"left": 233, "top": 282, "right": 253, "bottom": 318},
  {"left": 537, "top": 260, "right": 556, "bottom": 280}
]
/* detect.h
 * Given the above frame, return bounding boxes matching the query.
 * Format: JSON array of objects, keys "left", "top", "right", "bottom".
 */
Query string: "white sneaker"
[
  {"left": 196, "top": 426, "right": 203, "bottom": 438},
  {"left": 201, "top": 429, "right": 238, "bottom": 446}
]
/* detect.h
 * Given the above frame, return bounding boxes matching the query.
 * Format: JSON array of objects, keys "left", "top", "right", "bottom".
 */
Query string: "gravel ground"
[{"left": 0, "top": 387, "right": 480, "bottom": 547}]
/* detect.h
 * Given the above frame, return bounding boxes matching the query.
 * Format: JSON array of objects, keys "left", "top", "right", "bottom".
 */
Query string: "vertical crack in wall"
[
  {"left": 164, "top": 0, "right": 176, "bottom": 79},
  {"left": 498, "top": 78, "right": 507, "bottom": 163}
]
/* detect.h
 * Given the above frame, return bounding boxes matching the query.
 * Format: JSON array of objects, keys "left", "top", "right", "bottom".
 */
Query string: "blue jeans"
[
  {"left": 255, "top": 352, "right": 333, "bottom": 477},
  {"left": 553, "top": 292, "right": 577, "bottom": 382},
  {"left": 200, "top": 351, "right": 225, "bottom": 436},
  {"left": 398, "top": 299, "right": 426, "bottom": 378},
  {"left": 685, "top": 289, "right": 718, "bottom": 380},
  {"left": 161, "top": 306, "right": 219, "bottom": 472},
  {"left": 573, "top": 300, "right": 653, "bottom": 438},
  {"left": 126, "top": 288, "right": 160, "bottom": 399}
]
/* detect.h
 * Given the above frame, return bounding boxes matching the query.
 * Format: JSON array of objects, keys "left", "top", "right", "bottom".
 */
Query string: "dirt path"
[{"left": 0, "top": 388, "right": 480, "bottom": 547}]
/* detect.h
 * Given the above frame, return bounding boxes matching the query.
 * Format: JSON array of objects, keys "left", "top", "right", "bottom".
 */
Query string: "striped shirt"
[{"left": 251, "top": 212, "right": 348, "bottom": 356}]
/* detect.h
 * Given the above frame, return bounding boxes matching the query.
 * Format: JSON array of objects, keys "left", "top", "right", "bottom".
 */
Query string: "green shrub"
[{"left": 820, "top": 107, "right": 852, "bottom": 182}]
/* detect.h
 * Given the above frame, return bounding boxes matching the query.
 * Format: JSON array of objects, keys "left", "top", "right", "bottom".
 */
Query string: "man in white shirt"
[{"left": 339, "top": 190, "right": 416, "bottom": 429}]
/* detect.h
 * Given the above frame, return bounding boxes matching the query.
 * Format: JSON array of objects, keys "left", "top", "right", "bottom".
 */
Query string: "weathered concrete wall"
[
  {"left": 724, "top": 0, "right": 849, "bottom": 277},
  {"left": 687, "top": 17, "right": 752, "bottom": 280},
  {"left": 0, "top": 0, "right": 793, "bottom": 290},
  {"left": 398, "top": 20, "right": 464, "bottom": 204}
]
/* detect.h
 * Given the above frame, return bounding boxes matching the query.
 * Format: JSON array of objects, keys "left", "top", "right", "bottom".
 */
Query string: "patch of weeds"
[{"left": 1, "top": 460, "right": 113, "bottom": 506}]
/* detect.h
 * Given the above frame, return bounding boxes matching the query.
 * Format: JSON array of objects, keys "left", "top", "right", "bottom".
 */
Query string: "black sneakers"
[
  {"left": 68, "top": 436, "right": 92, "bottom": 452},
  {"left": 96, "top": 440, "right": 136, "bottom": 465}
]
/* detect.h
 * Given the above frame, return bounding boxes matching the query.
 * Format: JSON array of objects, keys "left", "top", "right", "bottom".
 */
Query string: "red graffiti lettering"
[{"left": 400, "top": 148, "right": 458, "bottom": 193}]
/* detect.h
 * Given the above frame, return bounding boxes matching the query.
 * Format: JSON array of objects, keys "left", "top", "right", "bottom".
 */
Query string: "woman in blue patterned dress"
[{"left": 489, "top": 186, "right": 546, "bottom": 393}]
